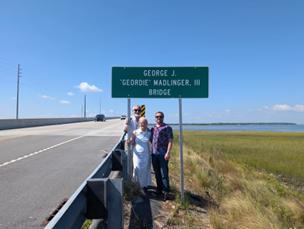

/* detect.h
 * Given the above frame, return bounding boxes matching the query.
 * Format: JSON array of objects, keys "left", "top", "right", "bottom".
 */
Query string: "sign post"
[
  {"left": 178, "top": 98, "right": 184, "bottom": 204},
  {"left": 127, "top": 99, "right": 131, "bottom": 180},
  {"left": 112, "top": 66, "right": 209, "bottom": 205}
]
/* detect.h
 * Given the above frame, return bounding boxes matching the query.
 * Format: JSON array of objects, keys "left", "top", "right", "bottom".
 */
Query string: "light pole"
[
  {"left": 84, "top": 95, "right": 86, "bottom": 118},
  {"left": 16, "top": 64, "right": 22, "bottom": 119}
]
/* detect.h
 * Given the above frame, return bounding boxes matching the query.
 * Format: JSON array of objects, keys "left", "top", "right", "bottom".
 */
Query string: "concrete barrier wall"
[{"left": 0, "top": 117, "right": 119, "bottom": 130}]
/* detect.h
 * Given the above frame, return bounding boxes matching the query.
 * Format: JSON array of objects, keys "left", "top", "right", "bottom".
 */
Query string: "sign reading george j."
[{"left": 111, "top": 66, "right": 209, "bottom": 98}]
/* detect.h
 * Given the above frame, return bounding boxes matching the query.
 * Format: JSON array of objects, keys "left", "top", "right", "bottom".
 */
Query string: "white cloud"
[
  {"left": 40, "top": 95, "right": 55, "bottom": 99},
  {"left": 75, "top": 82, "right": 102, "bottom": 92},
  {"left": 168, "top": 113, "right": 178, "bottom": 117},
  {"left": 60, "top": 100, "right": 71, "bottom": 104},
  {"left": 109, "top": 110, "right": 114, "bottom": 113},
  {"left": 273, "top": 105, "right": 292, "bottom": 111},
  {"left": 294, "top": 105, "right": 304, "bottom": 111},
  {"left": 225, "top": 109, "right": 230, "bottom": 112},
  {"left": 267, "top": 104, "right": 304, "bottom": 112},
  {"left": 67, "top": 92, "right": 74, "bottom": 96},
  {"left": 12, "top": 97, "right": 16, "bottom": 100}
]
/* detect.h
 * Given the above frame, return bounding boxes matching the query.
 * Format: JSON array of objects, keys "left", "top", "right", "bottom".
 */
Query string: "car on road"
[
  {"left": 120, "top": 115, "right": 126, "bottom": 120},
  {"left": 94, "top": 114, "right": 106, "bottom": 122}
]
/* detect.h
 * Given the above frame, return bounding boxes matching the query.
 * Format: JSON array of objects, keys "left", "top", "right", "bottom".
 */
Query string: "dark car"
[
  {"left": 120, "top": 115, "right": 126, "bottom": 120},
  {"left": 94, "top": 114, "right": 106, "bottom": 122}
]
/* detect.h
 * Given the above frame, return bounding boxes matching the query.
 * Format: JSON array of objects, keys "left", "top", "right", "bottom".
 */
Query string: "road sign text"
[{"left": 112, "top": 67, "right": 209, "bottom": 99}]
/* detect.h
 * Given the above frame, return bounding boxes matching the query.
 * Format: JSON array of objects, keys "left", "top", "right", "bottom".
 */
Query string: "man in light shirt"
[
  {"left": 124, "top": 105, "right": 141, "bottom": 171},
  {"left": 124, "top": 105, "right": 141, "bottom": 136}
]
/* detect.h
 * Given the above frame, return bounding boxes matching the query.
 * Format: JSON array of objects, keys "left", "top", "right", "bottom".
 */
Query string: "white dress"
[{"left": 132, "top": 129, "right": 151, "bottom": 188}]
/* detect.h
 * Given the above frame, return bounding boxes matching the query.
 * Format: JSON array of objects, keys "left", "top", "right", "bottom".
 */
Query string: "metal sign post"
[
  {"left": 179, "top": 99, "right": 184, "bottom": 204},
  {"left": 127, "top": 99, "right": 132, "bottom": 180}
]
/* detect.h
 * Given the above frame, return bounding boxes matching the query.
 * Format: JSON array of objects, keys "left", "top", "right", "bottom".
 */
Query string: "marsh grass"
[
  {"left": 168, "top": 130, "right": 304, "bottom": 228},
  {"left": 181, "top": 131, "right": 304, "bottom": 184}
]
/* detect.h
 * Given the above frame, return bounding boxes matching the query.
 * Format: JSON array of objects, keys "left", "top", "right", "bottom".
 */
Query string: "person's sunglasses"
[
  {"left": 134, "top": 109, "right": 141, "bottom": 112},
  {"left": 155, "top": 116, "right": 163, "bottom": 118}
]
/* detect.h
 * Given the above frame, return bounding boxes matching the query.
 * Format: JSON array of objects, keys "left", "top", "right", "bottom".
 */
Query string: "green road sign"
[{"left": 111, "top": 66, "right": 209, "bottom": 98}]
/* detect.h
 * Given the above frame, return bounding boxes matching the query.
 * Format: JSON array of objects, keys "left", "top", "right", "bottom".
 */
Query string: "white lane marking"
[{"left": 0, "top": 122, "right": 123, "bottom": 168}]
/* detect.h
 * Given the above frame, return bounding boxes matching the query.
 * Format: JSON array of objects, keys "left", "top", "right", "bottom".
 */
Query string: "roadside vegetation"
[
  {"left": 167, "top": 131, "right": 304, "bottom": 228},
  {"left": 81, "top": 219, "right": 92, "bottom": 229}
]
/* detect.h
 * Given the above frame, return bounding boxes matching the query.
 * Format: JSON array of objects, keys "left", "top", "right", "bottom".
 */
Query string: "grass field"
[
  {"left": 168, "top": 130, "right": 304, "bottom": 228},
  {"left": 180, "top": 131, "right": 304, "bottom": 184}
]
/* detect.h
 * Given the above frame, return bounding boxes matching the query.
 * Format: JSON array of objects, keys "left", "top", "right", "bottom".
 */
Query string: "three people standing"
[{"left": 125, "top": 107, "right": 173, "bottom": 199}]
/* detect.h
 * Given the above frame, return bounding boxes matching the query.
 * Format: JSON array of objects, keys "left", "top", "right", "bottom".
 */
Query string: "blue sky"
[{"left": 1, "top": 0, "right": 303, "bottom": 124}]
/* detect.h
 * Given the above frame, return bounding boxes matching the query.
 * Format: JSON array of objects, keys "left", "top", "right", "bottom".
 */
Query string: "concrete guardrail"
[{"left": 0, "top": 117, "right": 120, "bottom": 130}]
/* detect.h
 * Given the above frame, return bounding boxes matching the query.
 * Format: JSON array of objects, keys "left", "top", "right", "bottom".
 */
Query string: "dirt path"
[{"left": 124, "top": 175, "right": 212, "bottom": 228}]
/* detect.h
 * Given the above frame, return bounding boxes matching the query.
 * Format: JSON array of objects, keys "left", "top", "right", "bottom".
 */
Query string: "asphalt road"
[{"left": 0, "top": 119, "right": 124, "bottom": 229}]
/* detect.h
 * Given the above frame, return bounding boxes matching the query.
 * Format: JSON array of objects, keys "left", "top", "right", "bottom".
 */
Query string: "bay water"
[{"left": 170, "top": 124, "right": 304, "bottom": 132}]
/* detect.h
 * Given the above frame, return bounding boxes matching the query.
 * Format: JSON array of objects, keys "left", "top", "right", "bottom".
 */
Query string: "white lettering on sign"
[
  {"left": 194, "top": 79, "right": 200, "bottom": 86},
  {"left": 122, "top": 79, "right": 148, "bottom": 86},
  {"left": 143, "top": 70, "right": 168, "bottom": 77},
  {"left": 149, "top": 89, "right": 171, "bottom": 96},
  {"left": 153, "top": 79, "right": 190, "bottom": 86}
]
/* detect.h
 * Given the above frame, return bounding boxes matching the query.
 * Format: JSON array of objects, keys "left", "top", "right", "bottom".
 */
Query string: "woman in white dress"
[{"left": 130, "top": 117, "right": 151, "bottom": 196}]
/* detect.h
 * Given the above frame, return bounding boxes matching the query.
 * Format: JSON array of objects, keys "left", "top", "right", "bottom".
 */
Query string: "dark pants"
[{"left": 152, "top": 154, "right": 170, "bottom": 194}]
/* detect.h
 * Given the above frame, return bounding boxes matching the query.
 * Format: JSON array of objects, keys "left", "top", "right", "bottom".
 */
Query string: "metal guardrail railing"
[{"left": 45, "top": 134, "right": 125, "bottom": 229}]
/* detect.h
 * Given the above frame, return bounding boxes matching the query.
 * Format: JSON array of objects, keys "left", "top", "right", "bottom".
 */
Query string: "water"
[{"left": 170, "top": 124, "right": 304, "bottom": 132}]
